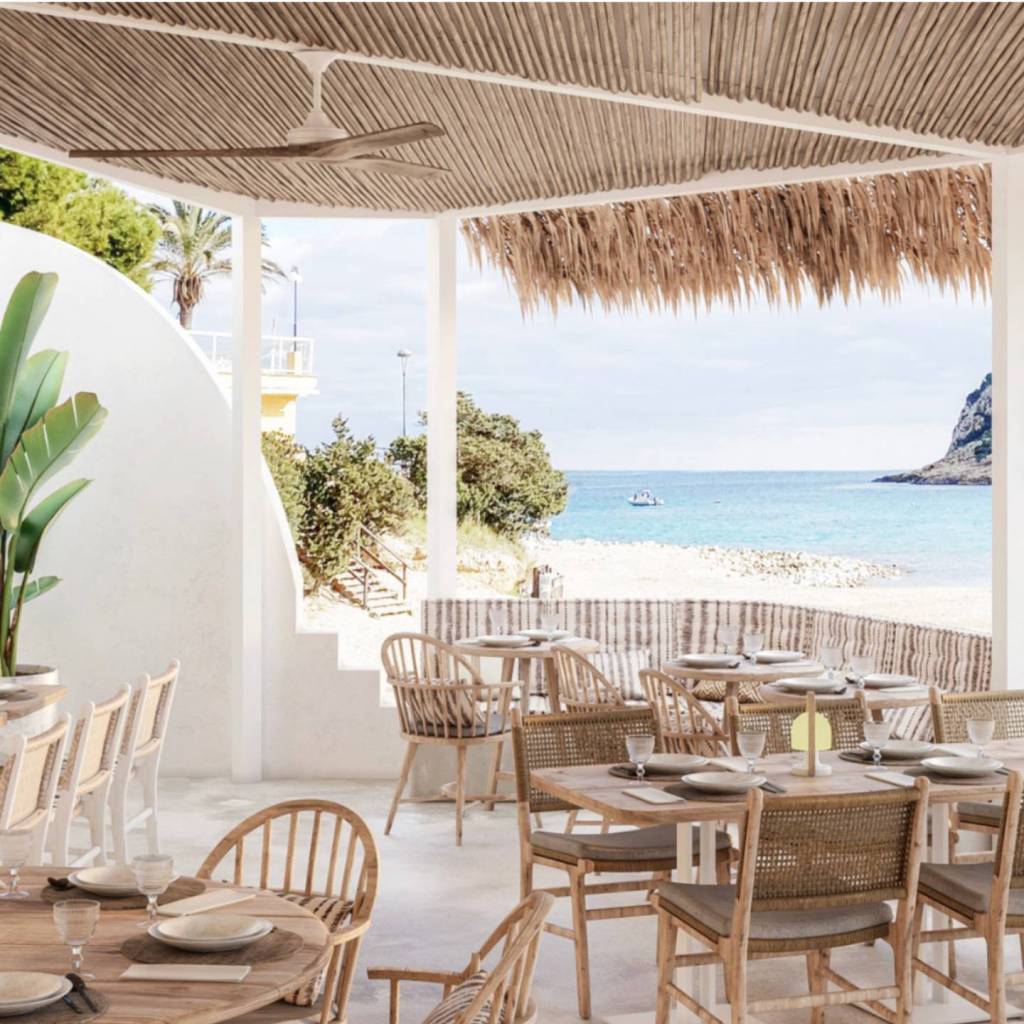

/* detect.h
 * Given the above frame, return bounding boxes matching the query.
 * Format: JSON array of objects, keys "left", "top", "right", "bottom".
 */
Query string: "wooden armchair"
[
  {"left": 552, "top": 643, "right": 624, "bottom": 712},
  {"left": 368, "top": 891, "right": 553, "bottom": 1024},
  {"left": 639, "top": 669, "right": 727, "bottom": 756},
  {"left": 724, "top": 693, "right": 869, "bottom": 755}
]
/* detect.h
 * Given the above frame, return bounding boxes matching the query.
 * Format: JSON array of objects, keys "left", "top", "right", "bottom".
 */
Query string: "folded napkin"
[
  {"left": 867, "top": 771, "right": 916, "bottom": 789},
  {"left": 121, "top": 964, "right": 251, "bottom": 982},
  {"left": 157, "top": 889, "right": 254, "bottom": 917},
  {"left": 623, "top": 786, "right": 685, "bottom": 805}
]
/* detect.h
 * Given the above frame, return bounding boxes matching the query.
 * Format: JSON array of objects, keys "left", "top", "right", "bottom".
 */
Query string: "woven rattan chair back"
[
  {"left": 744, "top": 786, "right": 925, "bottom": 911},
  {"left": 382, "top": 632, "right": 516, "bottom": 740},
  {"left": 121, "top": 661, "right": 178, "bottom": 763},
  {"left": 197, "top": 798, "right": 378, "bottom": 918},
  {"left": 552, "top": 643, "right": 625, "bottom": 712},
  {"left": 930, "top": 688, "right": 1024, "bottom": 744},
  {"left": 512, "top": 707, "right": 661, "bottom": 814},
  {"left": 726, "top": 697, "right": 867, "bottom": 756},
  {"left": 0, "top": 714, "right": 70, "bottom": 830},
  {"left": 61, "top": 685, "right": 131, "bottom": 797},
  {"left": 640, "top": 668, "right": 725, "bottom": 755}
]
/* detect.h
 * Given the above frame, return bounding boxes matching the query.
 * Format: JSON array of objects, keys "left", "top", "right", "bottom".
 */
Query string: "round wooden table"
[
  {"left": 661, "top": 657, "right": 825, "bottom": 700},
  {"left": 760, "top": 680, "right": 932, "bottom": 711},
  {"left": 3, "top": 868, "right": 329, "bottom": 1022},
  {"left": 453, "top": 636, "right": 600, "bottom": 711}
]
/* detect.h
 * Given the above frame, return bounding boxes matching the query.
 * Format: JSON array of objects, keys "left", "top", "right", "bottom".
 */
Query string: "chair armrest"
[
  {"left": 329, "top": 919, "right": 371, "bottom": 946},
  {"left": 366, "top": 967, "right": 466, "bottom": 985}
]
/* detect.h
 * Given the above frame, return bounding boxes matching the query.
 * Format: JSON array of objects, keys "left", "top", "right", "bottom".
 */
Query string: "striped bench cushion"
[{"left": 591, "top": 649, "right": 650, "bottom": 701}]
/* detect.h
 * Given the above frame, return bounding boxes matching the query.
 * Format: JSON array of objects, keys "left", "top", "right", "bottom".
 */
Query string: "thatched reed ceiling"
[
  {"left": 461, "top": 166, "right": 991, "bottom": 314},
  {"left": 0, "top": 5, "right": 1020, "bottom": 213}
]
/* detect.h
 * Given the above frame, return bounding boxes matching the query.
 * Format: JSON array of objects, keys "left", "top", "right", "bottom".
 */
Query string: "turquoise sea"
[{"left": 548, "top": 471, "right": 991, "bottom": 588}]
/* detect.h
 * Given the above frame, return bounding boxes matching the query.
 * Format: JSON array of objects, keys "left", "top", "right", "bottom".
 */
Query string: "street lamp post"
[
  {"left": 287, "top": 266, "right": 302, "bottom": 354},
  {"left": 397, "top": 349, "right": 412, "bottom": 436}
]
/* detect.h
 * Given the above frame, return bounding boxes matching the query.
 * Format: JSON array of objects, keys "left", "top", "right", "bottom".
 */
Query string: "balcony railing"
[{"left": 190, "top": 331, "right": 316, "bottom": 376}]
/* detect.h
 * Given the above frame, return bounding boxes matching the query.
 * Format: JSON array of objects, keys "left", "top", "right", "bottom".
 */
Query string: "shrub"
[{"left": 261, "top": 430, "right": 304, "bottom": 538}]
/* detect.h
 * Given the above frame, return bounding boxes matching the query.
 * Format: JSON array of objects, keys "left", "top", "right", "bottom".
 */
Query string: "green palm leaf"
[
  {"left": 0, "top": 393, "right": 106, "bottom": 531},
  {"left": 12, "top": 576, "right": 59, "bottom": 605},
  {"left": 14, "top": 478, "right": 91, "bottom": 573},
  {"left": 3, "top": 350, "right": 68, "bottom": 468}
]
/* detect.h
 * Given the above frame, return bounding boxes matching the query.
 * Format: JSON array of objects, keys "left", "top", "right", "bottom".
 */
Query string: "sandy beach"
[{"left": 304, "top": 536, "right": 990, "bottom": 669}]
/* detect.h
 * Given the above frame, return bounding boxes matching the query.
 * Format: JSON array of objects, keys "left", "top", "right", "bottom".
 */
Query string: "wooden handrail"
[{"left": 356, "top": 524, "right": 408, "bottom": 600}]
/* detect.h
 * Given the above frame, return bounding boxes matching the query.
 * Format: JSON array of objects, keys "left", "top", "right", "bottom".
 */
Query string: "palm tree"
[{"left": 149, "top": 201, "right": 284, "bottom": 328}]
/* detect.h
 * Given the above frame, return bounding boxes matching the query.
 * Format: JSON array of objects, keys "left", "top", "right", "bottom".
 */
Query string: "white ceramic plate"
[
  {"left": 0, "top": 974, "right": 70, "bottom": 1016},
  {"left": 516, "top": 629, "right": 570, "bottom": 641},
  {"left": 921, "top": 756, "right": 1003, "bottom": 778},
  {"left": 676, "top": 653, "right": 740, "bottom": 669},
  {"left": 863, "top": 673, "right": 920, "bottom": 689},
  {"left": 473, "top": 635, "right": 532, "bottom": 649},
  {"left": 775, "top": 676, "right": 841, "bottom": 694},
  {"left": 645, "top": 753, "right": 708, "bottom": 773},
  {"left": 683, "top": 771, "right": 766, "bottom": 794},
  {"left": 755, "top": 650, "right": 805, "bottom": 664},
  {"left": 69, "top": 864, "right": 140, "bottom": 896},
  {"left": 152, "top": 914, "right": 270, "bottom": 952},
  {"left": 859, "top": 740, "right": 934, "bottom": 760}
]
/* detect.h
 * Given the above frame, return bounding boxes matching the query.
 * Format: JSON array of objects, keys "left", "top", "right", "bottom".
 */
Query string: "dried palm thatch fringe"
[{"left": 461, "top": 166, "right": 991, "bottom": 316}]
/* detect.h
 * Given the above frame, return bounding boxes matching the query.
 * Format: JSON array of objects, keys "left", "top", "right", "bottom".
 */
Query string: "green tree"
[
  {"left": 149, "top": 202, "right": 284, "bottom": 328},
  {"left": 300, "top": 417, "right": 415, "bottom": 588},
  {"left": 389, "top": 392, "right": 567, "bottom": 538},
  {"left": 261, "top": 430, "right": 304, "bottom": 538},
  {"left": 0, "top": 150, "right": 159, "bottom": 287}
]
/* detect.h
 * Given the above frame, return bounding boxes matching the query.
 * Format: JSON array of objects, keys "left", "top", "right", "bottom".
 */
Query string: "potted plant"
[{"left": 0, "top": 271, "right": 106, "bottom": 686}]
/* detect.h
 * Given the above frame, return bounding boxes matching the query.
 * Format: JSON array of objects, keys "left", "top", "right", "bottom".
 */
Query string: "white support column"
[
  {"left": 231, "top": 208, "right": 264, "bottom": 780},
  {"left": 427, "top": 214, "right": 458, "bottom": 598},
  {"left": 992, "top": 156, "right": 1024, "bottom": 691}
]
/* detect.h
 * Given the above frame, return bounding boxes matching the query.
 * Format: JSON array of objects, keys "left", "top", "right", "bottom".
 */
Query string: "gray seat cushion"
[
  {"left": 410, "top": 713, "right": 509, "bottom": 738},
  {"left": 656, "top": 881, "right": 892, "bottom": 947},
  {"left": 918, "top": 862, "right": 1024, "bottom": 916},
  {"left": 532, "top": 823, "right": 729, "bottom": 865},
  {"left": 957, "top": 801, "right": 1002, "bottom": 827}
]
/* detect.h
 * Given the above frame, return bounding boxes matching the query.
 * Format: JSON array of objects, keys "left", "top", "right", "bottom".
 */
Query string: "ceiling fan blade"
[
  {"left": 340, "top": 156, "right": 450, "bottom": 180},
  {"left": 311, "top": 123, "right": 445, "bottom": 161},
  {"left": 69, "top": 145, "right": 300, "bottom": 160}
]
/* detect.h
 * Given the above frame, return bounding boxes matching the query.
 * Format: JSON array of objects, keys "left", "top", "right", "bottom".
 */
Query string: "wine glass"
[
  {"left": 539, "top": 601, "right": 559, "bottom": 641},
  {"left": 863, "top": 720, "right": 892, "bottom": 766},
  {"left": 625, "top": 734, "right": 656, "bottom": 784},
  {"left": 742, "top": 631, "right": 763, "bottom": 663},
  {"left": 53, "top": 899, "right": 100, "bottom": 980},
  {"left": 967, "top": 718, "right": 995, "bottom": 758},
  {"left": 850, "top": 654, "right": 874, "bottom": 689},
  {"left": 719, "top": 624, "right": 739, "bottom": 656},
  {"left": 487, "top": 605, "right": 505, "bottom": 637},
  {"left": 736, "top": 730, "right": 766, "bottom": 774},
  {"left": 0, "top": 829, "right": 31, "bottom": 900},
  {"left": 820, "top": 643, "right": 843, "bottom": 680},
  {"left": 131, "top": 853, "right": 174, "bottom": 929}
]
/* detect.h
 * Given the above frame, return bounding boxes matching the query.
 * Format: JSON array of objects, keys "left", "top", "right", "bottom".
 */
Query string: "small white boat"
[{"left": 627, "top": 488, "right": 664, "bottom": 507}]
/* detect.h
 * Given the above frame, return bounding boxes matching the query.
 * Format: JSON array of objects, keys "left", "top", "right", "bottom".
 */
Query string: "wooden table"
[
  {"left": 0, "top": 683, "right": 67, "bottom": 726},
  {"left": 661, "top": 657, "right": 824, "bottom": 701},
  {"left": 532, "top": 742, "right": 1024, "bottom": 1024},
  {"left": 1, "top": 869, "right": 329, "bottom": 1022},
  {"left": 453, "top": 636, "right": 600, "bottom": 711},
  {"left": 759, "top": 680, "right": 932, "bottom": 712}
]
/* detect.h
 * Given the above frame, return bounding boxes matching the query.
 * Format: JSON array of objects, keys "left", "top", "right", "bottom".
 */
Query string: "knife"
[{"left": 62, "top": 994, "right": 83, "bottom": 1014}]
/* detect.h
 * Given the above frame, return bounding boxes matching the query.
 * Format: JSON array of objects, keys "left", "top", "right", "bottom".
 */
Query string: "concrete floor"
[{"left": 154, "top": 776, "right": 1005, "bottom": 1024}]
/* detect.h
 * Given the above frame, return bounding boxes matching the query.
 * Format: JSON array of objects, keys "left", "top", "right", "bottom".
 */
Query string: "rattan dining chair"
[
  {"left": 511, "top": 707, "right": 731, "bottom": 1019},
  {"left": 724, "top": 693, "right": 869, "bottom": 756},
  {"left": 551, "top": 643, "right": 624, "bottom": 712},
  {"left": 914, "top": 769, "right": 1024, "bottom": 1022},
  {"left": 199, "top": 799, "right": 378, "bottom": 1024},
  {"left": 368, "top": 891, "right": 554, "bottom": 1024},
  {"left": 382, "top": 633, "right": 518, "bottom": 846},
  {"left": 640, "top": 669, "right": 728, "bottom": 756},
  {"left": 930, "top": 688, "right": 1024, "bottom": 860},
  {"left": 49, "top": 684, "right": 131, "bottom": 867},
  {"left": 653, "top": 780, "right": 929, "bottom": 1024},
  {"left": 0, "top": 713, "right": 70, "bottom": 862}
]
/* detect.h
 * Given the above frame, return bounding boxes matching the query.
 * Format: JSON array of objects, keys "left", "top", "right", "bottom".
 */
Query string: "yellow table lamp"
[{"left": 791, "top": 693, "right": 833, "bottom": 776}]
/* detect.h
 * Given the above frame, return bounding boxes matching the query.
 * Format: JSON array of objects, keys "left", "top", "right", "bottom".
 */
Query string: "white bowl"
[
  {"left": 676, "top": 653, "right": 740, "bottom": 669},
  {"left": 517, "top": 628, "right": 570, "bottom": 642},
  {"left": 0, "top": 974, "right": 70, "bottom": 1016},
  {"left": 863, "top": 673, "right": 919, "bottom": 689},
  {"left": 646, "top": 753, "right": 708, "bottom": 772},
  {"left": 683, "top": 771, "right": 766, "bottom": 794},
  {"left": 755, "top": 650, "right": 805, "bottom": 664},
  {"left": 474, "top": 635, "right": 532, "bottom": 648},
  {"left": 776, "top": 676, "right": 841, "bottom": 694},
  {"left": 859, "top": 740, "right": 934, "bottom": 760},
  {"left": 69, "top": 864, "right": 140, "bottom": 896},
  {"left": 921, "top": 756, "right": 1003, "bottom": 778},
  {"left": 152, "top": 914, "right": 271, "bottom": 952}
]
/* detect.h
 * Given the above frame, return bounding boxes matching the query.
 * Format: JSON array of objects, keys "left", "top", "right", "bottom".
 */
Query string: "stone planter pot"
[
  {"left": 2, "top": 664, "right": 59, "bottom": 688},
  {"left": 0, "top": 664, "right": 60, "bottom": 747}
]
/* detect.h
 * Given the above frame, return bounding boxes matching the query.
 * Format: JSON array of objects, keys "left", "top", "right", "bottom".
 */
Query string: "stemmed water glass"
[
  {"left": 539, "top": 601, "right": 559, "bottom": 642},
  {"left": 625, "top": 734, "right": 656, "bottom": 784},
  {"left": 967, "top": 718, "right": 995, "bottom": 759},
  {"left": 53, "top": 899, "right": 100, "bottom": 980},
  {"left": 487, "top": 605, "right": 505, "bottom": 637},
  {"left": 742, "top": 631, "right": 763, "bottom": 663},
  {"left": 719, "top": 625, "right": 739, "bottom": 656},
  {"left": 132, "top": 853, "right": 174, "bottom": 929},
  {"left": 863, "top": 720, "right": 892, "bottom": 766},
  {"left": 0, "top": 829, "right": 31, "bottom": 900},
  {"left": 820, "top": 643, "right": 843, "bottom": 681},
  {"left": 736, "top": 730, "right": 766, "bottom": 774},
  {"left": 850, "top": 654, "right": 874, "bottom": 690}
]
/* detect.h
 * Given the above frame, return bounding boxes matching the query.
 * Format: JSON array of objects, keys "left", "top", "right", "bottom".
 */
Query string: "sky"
[{"left": 147, "top": 211, "right": 991, "bottom": 474}]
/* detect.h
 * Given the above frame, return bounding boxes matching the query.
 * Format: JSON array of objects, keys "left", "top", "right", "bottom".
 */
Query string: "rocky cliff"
[{"left": 876, "top": 373, "right": 991, "bottom": 485}]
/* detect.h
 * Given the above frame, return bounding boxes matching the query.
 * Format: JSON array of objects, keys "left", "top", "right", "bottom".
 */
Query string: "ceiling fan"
[{"left": 69, "top": 50, "right": 450, "bottom": 180}]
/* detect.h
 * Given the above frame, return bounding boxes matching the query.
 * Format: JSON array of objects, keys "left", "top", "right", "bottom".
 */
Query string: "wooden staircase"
[{"left": 331, "top": 525, "right": 412, "bottom": 618}]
